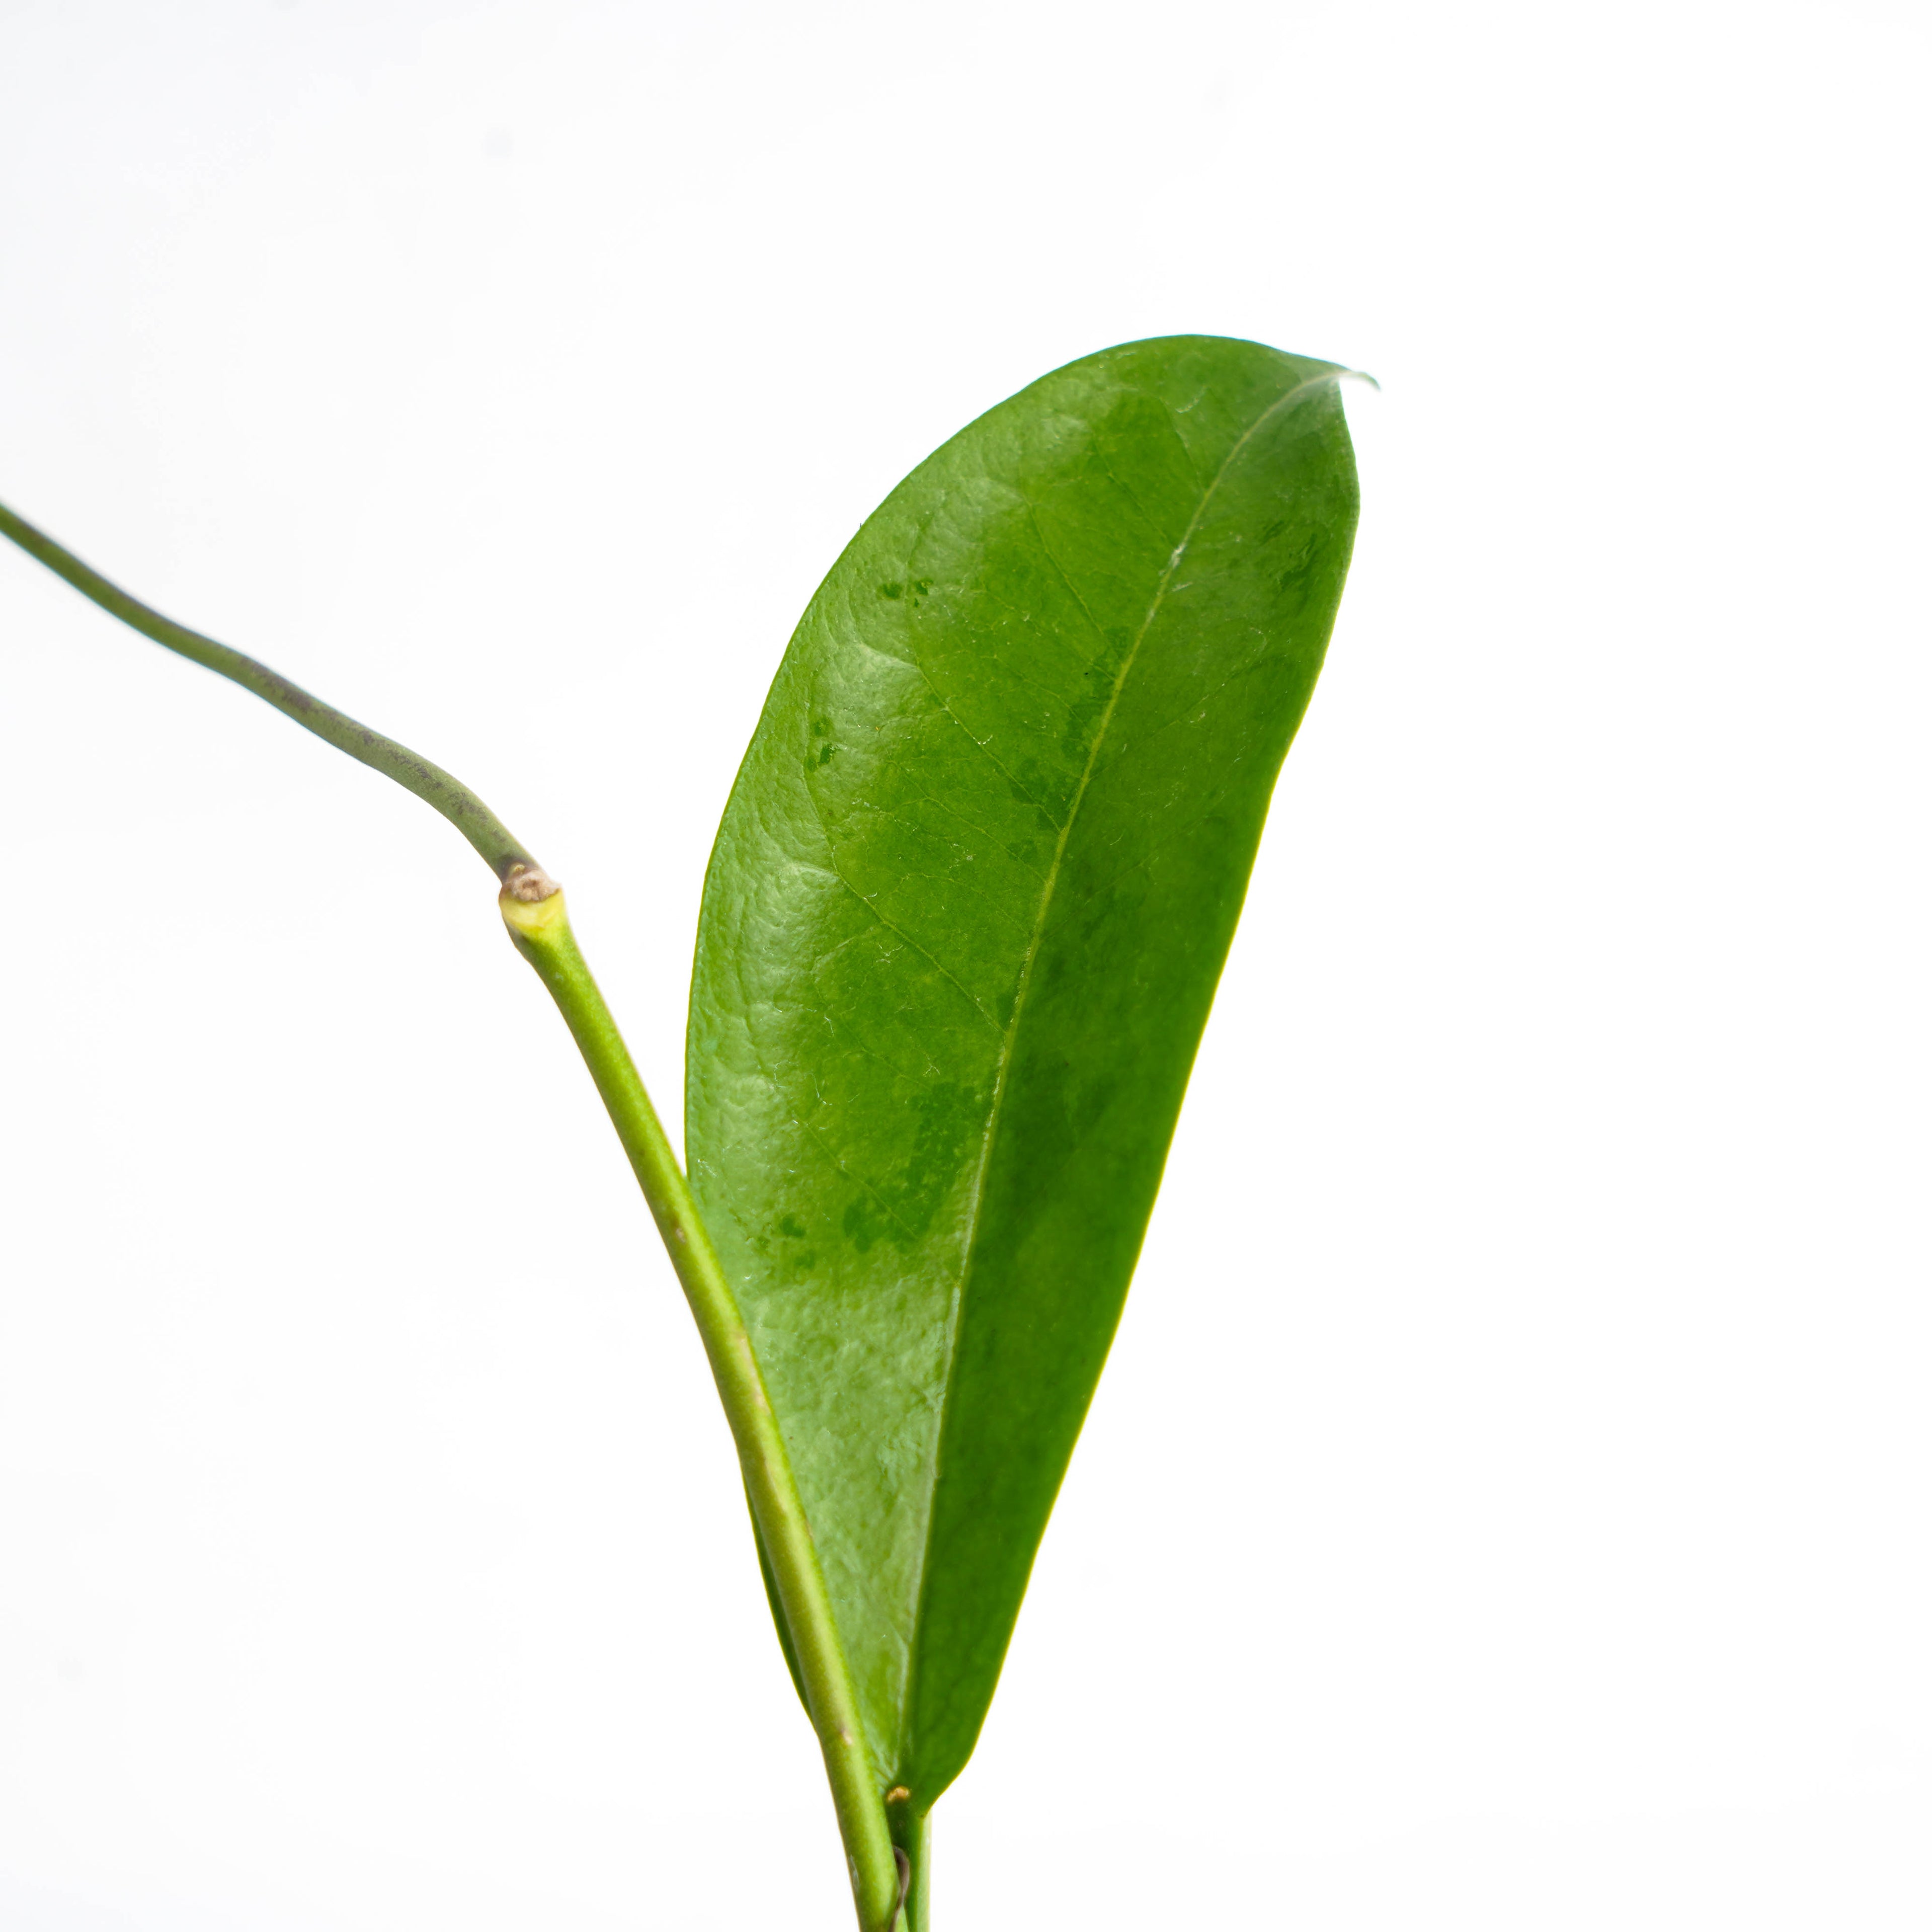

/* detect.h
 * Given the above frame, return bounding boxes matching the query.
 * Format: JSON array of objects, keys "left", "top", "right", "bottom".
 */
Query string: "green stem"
[
  {"left": 0, "top": 499, "right": 532, "bottom": 880},
  {"left": 502, "top": 887, "right": 903, "bottom": 1932},
  {"left": 2, "top": 496, "right": 905, "bottom": 1932},
  {"left": 887, "top": 1795, "right": 931, "bottom": 1932}
]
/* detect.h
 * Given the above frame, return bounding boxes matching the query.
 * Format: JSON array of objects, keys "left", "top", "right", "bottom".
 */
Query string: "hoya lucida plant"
[{"left": 0, "top": 335, "right": 1361, "bottom": 1931}]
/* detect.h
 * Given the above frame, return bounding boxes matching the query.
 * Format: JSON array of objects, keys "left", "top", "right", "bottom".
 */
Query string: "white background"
[{"left": 1, "top": 2, "right": 1926, "bottom": 1926}]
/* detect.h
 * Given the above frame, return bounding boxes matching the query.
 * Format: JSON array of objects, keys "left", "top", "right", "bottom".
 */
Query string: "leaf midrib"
[{"left": 890, "top": 367, "right": 1340, "bottom": 1776}]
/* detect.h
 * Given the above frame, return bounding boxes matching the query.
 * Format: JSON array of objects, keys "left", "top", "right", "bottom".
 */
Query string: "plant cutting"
[{"left": 1, "top": 334, "right": 1361, "bottom": 1930}]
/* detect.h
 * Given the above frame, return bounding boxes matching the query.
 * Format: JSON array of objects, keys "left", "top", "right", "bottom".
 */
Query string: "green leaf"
[{"left": 686, "top": 335, "right": 1360, "bottom": 1810}]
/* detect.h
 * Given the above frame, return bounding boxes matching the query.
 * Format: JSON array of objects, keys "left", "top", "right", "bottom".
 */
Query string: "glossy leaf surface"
[{"left": 686, "top": 336, "right": 1359, "bottom": 1808}]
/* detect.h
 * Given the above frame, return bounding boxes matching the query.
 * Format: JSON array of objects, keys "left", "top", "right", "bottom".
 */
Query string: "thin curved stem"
[
  {"left": 0, "top": 498, "right": 532, "bottom": 880},
  {"left": 503, "top": 889, "right": 904, "bottom": 1932},
  {"left": 1, "top": 498, "right": 905, "bottom": 1932}
]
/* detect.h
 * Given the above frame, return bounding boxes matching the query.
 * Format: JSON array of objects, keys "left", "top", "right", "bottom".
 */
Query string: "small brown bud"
[{"left": 504, "top": 862, "right": 560, "bottom": 902}]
